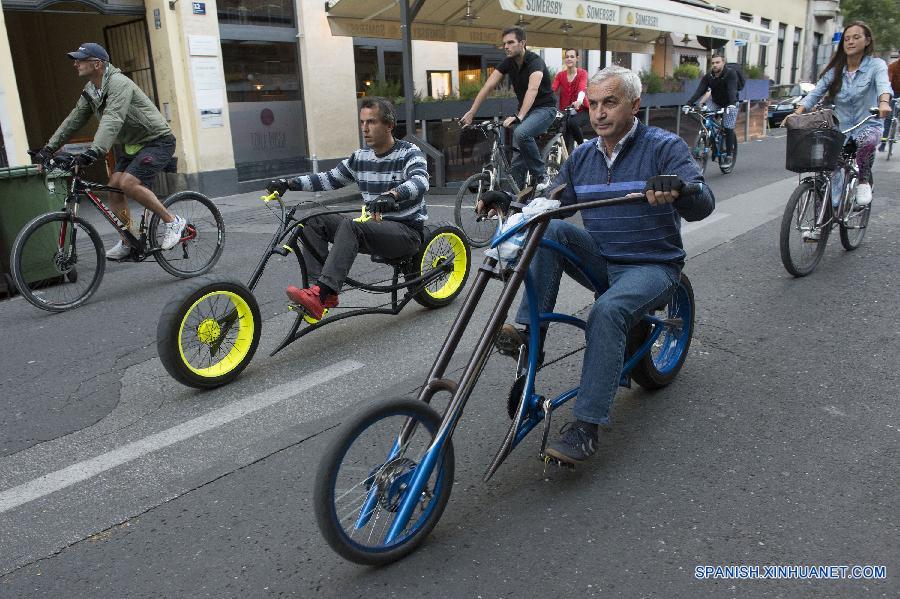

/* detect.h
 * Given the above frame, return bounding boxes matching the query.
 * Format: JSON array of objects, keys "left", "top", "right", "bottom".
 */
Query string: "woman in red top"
[{"left": 552, "top": 48, "right": 590, "bottom": 152}]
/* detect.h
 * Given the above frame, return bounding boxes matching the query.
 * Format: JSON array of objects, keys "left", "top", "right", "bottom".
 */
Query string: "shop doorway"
[{"left": 4, "top": 4, "right": 152, "bottom": 180}]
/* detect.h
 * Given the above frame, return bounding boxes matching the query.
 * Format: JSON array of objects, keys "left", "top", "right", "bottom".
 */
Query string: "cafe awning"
[{"left": 325, "top": 0, "right": 774, "bottom": 48}]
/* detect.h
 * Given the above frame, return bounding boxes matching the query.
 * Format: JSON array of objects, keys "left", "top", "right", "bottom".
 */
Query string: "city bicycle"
[
  {"left": 779, "top": 113, "right": 876, "bottom": 277},
  {"left": 156, "top": 192, "right": 471, "bottom": 389},
  {"left": 454, "top": 109, "right": 576, "bottom": 248},
  {"left": 882, "top": 101, "right": 898, "bottom": 161},
  {"left": 10, "top": 151, "right": 224, "bottom": 312},
  {"left": 314, "top": 185, "right": 697, "bottom": 565},
  {"left": 683, "top": 105, "right": 737, "bottom": 175}
]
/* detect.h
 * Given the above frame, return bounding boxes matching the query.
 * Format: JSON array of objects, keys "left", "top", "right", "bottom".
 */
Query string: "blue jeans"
[
  {"left": 514, "top": 221, "right": 681, "bottom": 425},
  {"left": 510, "top": 106, "right": 557, "bottom": 189}
]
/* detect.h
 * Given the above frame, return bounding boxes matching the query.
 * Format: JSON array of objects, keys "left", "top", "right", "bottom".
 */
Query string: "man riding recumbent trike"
[{"left": 156, "top": 97, "right": 471, "bottom": 388}]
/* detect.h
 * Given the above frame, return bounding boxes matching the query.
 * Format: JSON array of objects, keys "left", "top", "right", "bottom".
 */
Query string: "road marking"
[
  {"left": 0, "top": 359, "right": 364, "bottom": 514},
  {"left": 682, "top": 212, "right": 730, "bottom": 234}
]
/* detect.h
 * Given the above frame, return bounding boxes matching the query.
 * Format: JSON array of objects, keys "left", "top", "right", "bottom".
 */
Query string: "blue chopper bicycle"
[{"left": 314, "top": 185, "right": 697, "bottom": 565}]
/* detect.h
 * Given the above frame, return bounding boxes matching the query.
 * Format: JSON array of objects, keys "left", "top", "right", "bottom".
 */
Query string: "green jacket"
[{"left": 48, "top": 64, "right": 172, "bottom": 155}]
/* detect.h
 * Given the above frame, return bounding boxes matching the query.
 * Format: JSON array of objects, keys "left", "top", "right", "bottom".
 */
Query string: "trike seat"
[{"left": 369, "top": 224, "right": 433, "bottom": 267}]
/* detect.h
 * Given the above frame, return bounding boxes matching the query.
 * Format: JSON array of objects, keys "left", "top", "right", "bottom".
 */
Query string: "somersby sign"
[
  {"left": 501, "top": 0, "right": 619, "bottom": 25},
  {"left": 499, "top": 0, "right": 770, "bottom": 45}
]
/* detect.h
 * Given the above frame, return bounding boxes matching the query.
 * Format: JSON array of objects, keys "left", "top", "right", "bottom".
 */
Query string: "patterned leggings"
[{"left": 853, "top": 124, "right": 881, "bottom": 184}]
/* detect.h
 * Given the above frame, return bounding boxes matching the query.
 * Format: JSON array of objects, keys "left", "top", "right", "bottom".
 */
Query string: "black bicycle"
[
  {"left": 454, "top": 110, "right": 576, "bottom": 248},
  {"left": 10, "top": 151, "right": 225, "bottom": 311}
]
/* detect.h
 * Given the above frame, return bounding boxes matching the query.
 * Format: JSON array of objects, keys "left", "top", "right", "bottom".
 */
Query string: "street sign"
[{"left": 192, "top": 2, "right": 206, "bottom": 15}]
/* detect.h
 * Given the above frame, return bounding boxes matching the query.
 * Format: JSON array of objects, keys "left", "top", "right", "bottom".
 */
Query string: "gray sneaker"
[{"left": 545, "top": 421, "right": 599, "bottom": 464}]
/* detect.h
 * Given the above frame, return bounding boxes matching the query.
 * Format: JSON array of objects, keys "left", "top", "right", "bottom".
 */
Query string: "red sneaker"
[{"left": 285, "top": 285, "right": 339, "bottom": 320}]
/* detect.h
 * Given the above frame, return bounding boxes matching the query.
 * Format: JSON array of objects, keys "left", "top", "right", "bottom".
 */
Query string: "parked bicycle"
[
  {"left": 10, "top": 151, "right": 224, "bottom": 312},
  {"left": 883, "top": 101, "right": 898, "bottom": 161},
  {"left": 779, "top": 112, "right": 876, "bottom": 277},
  {"left": 314, "top": 185, "right": 697, "bottom": 565},
  {"left": 683, "top": 105, "right": 737, "bottom": 175},
  {"left": 454, "top": 109, "right": 577, "bottom": 248}
]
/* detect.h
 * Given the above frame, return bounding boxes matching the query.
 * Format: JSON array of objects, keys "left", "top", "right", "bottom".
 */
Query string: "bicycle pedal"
[{"left": 541, "top": 454, "right": 576, "bottom": 471}]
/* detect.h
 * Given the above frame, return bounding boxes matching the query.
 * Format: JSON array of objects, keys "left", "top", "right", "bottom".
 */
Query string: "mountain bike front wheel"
[
  {"left": 314, "top": 398, "right": 454, "bottom": 566},
  {"left": 150, "top": 191, "right": 225, "bottom": 278},
  {"left": 157, "top": 276, "right": 261, "bottom": 388},
  {"left": 692, "top": 132, "right": 709, "bottom": 175},
  {"left": 779, "top": 180, "right": 829, "bottom": 277},
  {"left": 10, "top": 212, "right": 105, "bottom": 312},
  {"left": 454, "top": 173, "right": 496, "bottom": 248}
]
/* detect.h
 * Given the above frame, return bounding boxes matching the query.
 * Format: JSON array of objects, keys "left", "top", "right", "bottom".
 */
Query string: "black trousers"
[
  {"left": 300, "top": 213, "right": 422, "bottom": 292},
  {"left": 563, "top": 110, "right": 588, "bottom": 153}
]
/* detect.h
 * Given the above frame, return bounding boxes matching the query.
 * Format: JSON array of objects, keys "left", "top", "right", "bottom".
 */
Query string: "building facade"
[{"left": 0, "top": 0, "right": 841, "bottom": 194}]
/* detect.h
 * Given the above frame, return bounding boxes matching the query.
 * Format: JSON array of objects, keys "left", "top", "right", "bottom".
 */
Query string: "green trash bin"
[{"left": 0, "top": 165, "right": 67, "bottom": 296}]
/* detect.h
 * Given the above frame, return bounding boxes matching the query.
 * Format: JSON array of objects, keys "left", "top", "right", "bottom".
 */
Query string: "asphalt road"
[{"left": 0, "top": 134, "right": 897, "bottom": 598}]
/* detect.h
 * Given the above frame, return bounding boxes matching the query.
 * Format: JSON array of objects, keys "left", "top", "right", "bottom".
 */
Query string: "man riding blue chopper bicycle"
[
  {"left": 490, "top": 65, "right": 715, "bottom": 465},
  {"left": 312, "top": 65, "right": 716, "bottom": 565}
]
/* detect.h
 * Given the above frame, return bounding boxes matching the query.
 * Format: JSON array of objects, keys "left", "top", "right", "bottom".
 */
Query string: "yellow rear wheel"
[
  {"left": 412, "top": 225, "right": 471, "bottom": 308},
  {"left": 157, "top": 277, "right": 261, "bottom": 388}
]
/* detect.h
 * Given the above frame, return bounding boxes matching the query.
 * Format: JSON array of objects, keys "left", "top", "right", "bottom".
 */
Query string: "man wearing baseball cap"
[{"left": 33, "top": 42, "right": 185, "bottom": 258}]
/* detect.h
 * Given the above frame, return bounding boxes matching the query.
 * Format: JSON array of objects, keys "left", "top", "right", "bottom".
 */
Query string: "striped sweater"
[
  {"left": 554, "top": 121, "right": 715, "bottom": 264},
  {"left": 288, "top": 139, "right": 428, "bottom": 224}
]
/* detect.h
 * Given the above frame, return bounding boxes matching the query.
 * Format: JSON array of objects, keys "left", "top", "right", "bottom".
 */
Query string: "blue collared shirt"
[{"left": 801, "top": 55, "right": 893, "bottom": 131}]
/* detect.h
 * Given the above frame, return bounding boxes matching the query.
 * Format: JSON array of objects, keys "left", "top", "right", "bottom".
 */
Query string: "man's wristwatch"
[{"left": 513, "top": 115, "right": 522, "bottom": 124}]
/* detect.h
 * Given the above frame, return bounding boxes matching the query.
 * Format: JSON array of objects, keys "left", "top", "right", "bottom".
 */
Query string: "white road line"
[
  {"left": 682, "top": 212, "right": 730, "bottom": 234},
  {"left": 0, "top": 359, "right": 364, "bottom": 514}
]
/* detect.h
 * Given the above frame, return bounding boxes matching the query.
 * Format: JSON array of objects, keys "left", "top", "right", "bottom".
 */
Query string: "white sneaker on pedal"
[
  {"left": 855, "top": 183, "right": 872, "bottom": 207},
  {"left": 802, "top": 228, "right": 821, "bottom": 242},
  {"left": 161, "top": 215, "right": 187, "bottom": 250},
  {"left": 105, "top": 240, "right": 131, "bottom": 260}
]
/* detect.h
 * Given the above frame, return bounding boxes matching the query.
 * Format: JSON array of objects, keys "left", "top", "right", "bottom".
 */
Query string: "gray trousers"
[{"left": 299, "top": 212, "right": 422, "bottom": 292}]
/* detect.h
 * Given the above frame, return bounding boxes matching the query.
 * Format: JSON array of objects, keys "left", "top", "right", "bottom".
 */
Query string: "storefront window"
[
  {"left": 222, "top": 41, "right": 299, "bottom": 102},
  {"left": 218, "top": 0, "right": 294, "bottom": 27},
  {"left": 354, "top": 46, "right": 378, "bottom": 96},
  {"left": 221, "top": 40, "right": 306, "bottom": 180}
]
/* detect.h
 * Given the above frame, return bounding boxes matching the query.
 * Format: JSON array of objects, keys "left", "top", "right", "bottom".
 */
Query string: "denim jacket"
[{"left": 801, "top": 56, "right": 892, "bottom": 131}]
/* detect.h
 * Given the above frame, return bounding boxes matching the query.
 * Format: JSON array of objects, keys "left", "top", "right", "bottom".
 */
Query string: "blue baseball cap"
[{"left": 66, "top": 43, "right": 110, "bottom": 62}]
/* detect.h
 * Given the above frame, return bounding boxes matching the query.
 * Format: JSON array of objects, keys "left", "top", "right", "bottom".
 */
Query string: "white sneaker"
[
  {"left": 105, "top": 240, "right": 131, "bottom": 260},
  {"left": 802, "top": 228, "right": 821, "bottom": 242},
  {"left": 161, "top": 215, "right": 187, "bottom": 250},
  {"left": 855, "top": 183, "right": 872, "bottom": 207}
]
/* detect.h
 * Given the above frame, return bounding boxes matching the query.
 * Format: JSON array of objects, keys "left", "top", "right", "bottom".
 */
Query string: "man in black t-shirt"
[{"left": 461, "top": 26, "right": 558, "bottom": 189}]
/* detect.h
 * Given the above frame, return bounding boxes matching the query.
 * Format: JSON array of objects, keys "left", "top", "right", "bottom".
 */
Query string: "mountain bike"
[
  {"left": 10, "top": 151, "right": 224, "bottom": 311},
  {"left": 779, "top": 113, "right": 876, "bottom": 277},
  {"left": 156, "top": 192, "right": 471, "bottom": 389},
  {"left": 454, "top": 110, "right": 575, "bottom": 248},
  {"left": 683, "top": 105, "right": 737, "bottom": 175},
  {"left": 314, "top": 185, "right": 697, "bottom": 565}
]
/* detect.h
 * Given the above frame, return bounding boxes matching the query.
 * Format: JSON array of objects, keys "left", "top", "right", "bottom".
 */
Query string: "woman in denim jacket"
[{"left": 795, "top": 21, "right": 893, "bottom": 207}]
